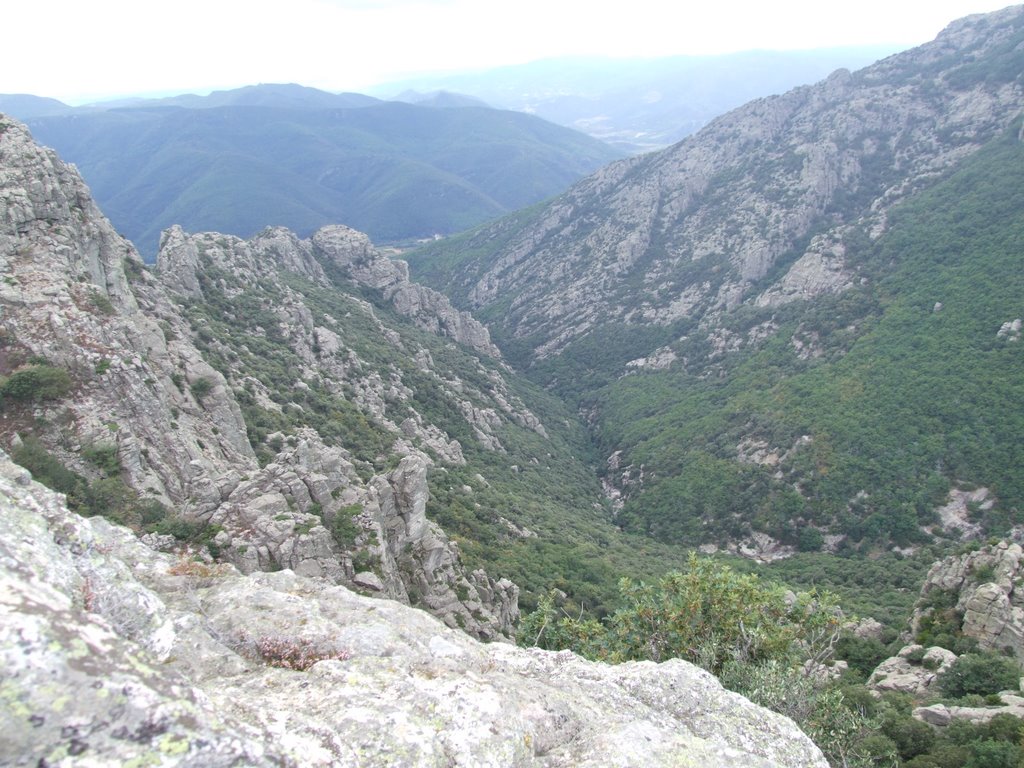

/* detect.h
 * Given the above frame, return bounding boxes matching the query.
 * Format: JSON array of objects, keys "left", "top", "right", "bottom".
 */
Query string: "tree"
[
  {"left": 522, "top": 554, "right": 842, "bottom": 674},
  {"left": 0, "top": 365, "right": 71, "bottom": 403},
  {"left": 190, "top": 376, "right": 215, "bottom": 402},
  {"left": 939, "top": 653, "right": 1021, "bottom": 699}
]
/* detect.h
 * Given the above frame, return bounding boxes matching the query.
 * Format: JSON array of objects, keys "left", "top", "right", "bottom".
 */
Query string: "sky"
[{"left": 3, "top": 0, "right": 1015, "bottom": 104}]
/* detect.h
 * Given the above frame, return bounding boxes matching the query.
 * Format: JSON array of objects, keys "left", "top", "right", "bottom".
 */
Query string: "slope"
[
  {"left": 25, "top": 99, "right": 623, "bottom": 257},
  {"left": 407, "top": 6, "right": 1024, "bottom": 553},
  {"left": 597, "top": 122, "right": 1024, "bottom": 549}
]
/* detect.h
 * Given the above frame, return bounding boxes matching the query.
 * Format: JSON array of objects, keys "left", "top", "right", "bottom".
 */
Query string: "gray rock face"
[
  {"left": 915, "top": 694, "right": 1024, "bottom": 727},
  {"left": 0, "top": 115, "right": 255, "bottom": 510},
  {"left": 311, "top": 224, "right": 502, "bottom": 359},
  {"left": 421, "top": 6, "right": 1024, "bottom": 362},
  {"left": 0, "top": 115, "right": 520, "bottom": 639},
  {"left": 867, "top": 644, "right": 957, "bottom": 697},
  {"left": 0, "top": 451, "right": 828, "bottom": 768},
  {"left": 911, "top": 540, "right": 1024, "bottom": 658},
  {"left": 154, "top": 226, "right": 540, "bottom": 637}
]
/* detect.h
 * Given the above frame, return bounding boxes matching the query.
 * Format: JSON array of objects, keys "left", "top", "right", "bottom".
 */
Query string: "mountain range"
[
  {"left": 12, "top": 87, "right": 622, "bottom": 257},
  {"left": 4, "top": 6, "right": 1024, "bottom": 765},
  {"left": 374, "top": 46, "right": 903, "bottom": 152}
]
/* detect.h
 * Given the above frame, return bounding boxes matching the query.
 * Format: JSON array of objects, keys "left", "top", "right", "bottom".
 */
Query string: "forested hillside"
[
  {"left": 597, "top": 124, "right": 1024, "bottom": 549},
  {"left": 23, "top": 93, "right": 621, "bottom": 256}
]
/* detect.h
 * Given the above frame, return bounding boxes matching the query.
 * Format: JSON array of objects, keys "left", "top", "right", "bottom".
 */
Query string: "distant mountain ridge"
[
  {"left": 20, "top": 86, "right": 622, "bottom": 256},
  {"left": 371, "top": 46, "right": 903, "bottom": 152}
]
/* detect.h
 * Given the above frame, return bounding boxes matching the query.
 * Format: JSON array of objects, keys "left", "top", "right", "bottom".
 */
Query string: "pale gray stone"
[{"left": 0, "top": 452, "right": 828, "bottom": 768}]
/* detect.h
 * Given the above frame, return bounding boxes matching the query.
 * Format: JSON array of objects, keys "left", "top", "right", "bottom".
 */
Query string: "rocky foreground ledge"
[{"left": 0, "top": 450, "right": 826, "bottom": 767}]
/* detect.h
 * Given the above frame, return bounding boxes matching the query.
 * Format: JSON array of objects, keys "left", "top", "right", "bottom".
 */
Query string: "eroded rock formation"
[
  {"left": 0, "top": 115, "right": 521, "bottom": 638},
  {"left": 0, "top": 451, "right": 827, "bottom": 767},
  {"left": 911, "top": 540, "right": 1024, "bottom": 658}
]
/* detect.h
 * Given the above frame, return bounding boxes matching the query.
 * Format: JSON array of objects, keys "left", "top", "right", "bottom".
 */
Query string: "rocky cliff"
[
  {"left": 912, "top": 539, "right": 1024, "bottom": 658},
  {"left": 414, "top": 6, "right": 1024, "bottom": 361},
  {"left": 0, "top": 114, "right": 530, "bottom": 639},
  {"left": 0, "top": 449, "right": 827, "bottom": 767}
]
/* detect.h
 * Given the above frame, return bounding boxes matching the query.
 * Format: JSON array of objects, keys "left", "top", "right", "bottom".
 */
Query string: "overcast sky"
[{"left": 4, "top": 0, "right": 1015, "bottom": 103}]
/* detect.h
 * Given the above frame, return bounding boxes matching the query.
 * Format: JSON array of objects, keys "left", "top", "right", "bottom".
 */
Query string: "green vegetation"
[
  {"left": 0, "top": 364, "right": 72, "bottom": 403},
  {"left": 939, "top": 653, "right": 1022, "bottom": 699},
  {"left": 189, "top": 376, "right": 214, "bottom": 402},
  {"left": 523, "top": 554, "right": 841, "bottom": 672},
  {"left": 521, "top": 556, "right": 894, "bottom": 766},
  {"left": 28, "top": 102, "right": 621, "bottom": 257},
  {"left": 328, "top": 504, "right": 363, "bottom": 548},
  {"left": 490, "top": 121, "right": 1024, "bottom": 552},
  {"left": 10, "top": 434, "right": 223, "bottom": 553},
  {"left": 14, "top": 436, "right": 143, "bottom": 527},
  {"left": 175, "top": 239, "right": 693, "bottom": 616},
  {"left": 88, "top": 289, "right": 115, "bottom": 315},
  {"left": 523, "top": 554, "right": 1024, "bottom": 767}
]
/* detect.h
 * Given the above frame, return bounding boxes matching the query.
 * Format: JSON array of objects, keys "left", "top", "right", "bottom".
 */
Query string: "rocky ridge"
[
  {"left": 911, "top": 539, "right": 1024, "bottom": 658},
  {"left": 0, "top": 449, "right": 828, "bottom": 767},
  {"left": 414, "top": 5, "right": 1024, "bottom": 361},
  {"left": 0, "top": 114, "right": 527, "bottom": 638}
]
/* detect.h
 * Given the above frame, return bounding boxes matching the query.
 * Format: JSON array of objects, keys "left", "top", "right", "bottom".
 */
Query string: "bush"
[
  {"left": 522, "top": 554, "right": 842, "bottom": 675},
  {"left": 939, "top": 652, "right": 1021, "bottom": 699},
  {"left": 190, "top": 376, "right": 214, "bottom": 402},
  {"left": 12, "top": 436, "right": 86, "bottom": 497},
  {"left": 881, "top": 710, "right": 935, "bottom": 761},
  {"left": 836, "top": 634, "right": 891, "bottom": 677},
  {"left": 89, "top": 290, "right": 115, "bottom": 315},
  {"left": 328, "top": 504, "right": 363, "bottom": 548},
  {"left": 721, "top": 661, "right": 889, "bottom": 767},
  {"left": 965, "top": 739, "right": 1022, "bottom": 768},
  {"left": 0, "top": 365, "right": 71, "bottom": 403},
  {"left": 82, "top": 443, "right": 120, "bottom": 475}
]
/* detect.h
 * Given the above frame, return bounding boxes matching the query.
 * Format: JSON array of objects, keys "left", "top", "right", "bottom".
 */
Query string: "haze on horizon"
[{"left": 3, "top": 0, "right": 1015, "bottom": 104}]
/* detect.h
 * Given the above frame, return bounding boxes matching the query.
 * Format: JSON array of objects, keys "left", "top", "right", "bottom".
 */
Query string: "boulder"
[{"left": 867, "top": 645, "right": 957, "bottom": 697}]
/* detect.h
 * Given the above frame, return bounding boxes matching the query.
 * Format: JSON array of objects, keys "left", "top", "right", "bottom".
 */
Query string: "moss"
[{"left": 157, "top": 734, "right": 190, "bottom": 756}]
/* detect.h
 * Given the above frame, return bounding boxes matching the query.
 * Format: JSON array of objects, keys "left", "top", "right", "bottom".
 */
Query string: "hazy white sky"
[{"left": 4, "top": 0, "right": 1015, "bottom": 103}]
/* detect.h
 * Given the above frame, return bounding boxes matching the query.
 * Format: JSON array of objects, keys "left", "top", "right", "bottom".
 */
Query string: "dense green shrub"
[
  {"left": 836, "top": 634, "right": 893, "bottom": 678},
  {"left": 12, "top": 437, "right": 86, "bottom": 497},
  {"left": 89, "top": 290, "right": 115, "bottom": 315},
  {"left": 82, "top": 443, "right": 120, "bottom": 475},
  {"left": 328, "top": 504, "right": 362, "bottom": 548},
  {"left": 964, "top": 740, "right": 1022, "bottom": 768},
  {"left": 881, "top": 711, "right": 935, "bottom": 762},
  {"left": 522, "top": 554, "right": 841, "bottom": 672},
  {"left": 0, "top": 365, "right": 71, "bottom": 403},
  {"left": 721, "top": 661, "right": 889, "bottom": 767},
  {"left": 939, "top": 652, "right": 1021, "bottom": 699},
  {"left": 190, "top": 376, "right": 214, "bottom": 402}
]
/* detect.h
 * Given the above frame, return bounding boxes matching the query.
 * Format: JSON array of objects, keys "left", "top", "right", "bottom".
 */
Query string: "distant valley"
[
  {"left": 409, "top": 5, "right": 1024, "bottom": 559},
  {"left": 374, "top": 46, "right": 902, "bottom": 152}
]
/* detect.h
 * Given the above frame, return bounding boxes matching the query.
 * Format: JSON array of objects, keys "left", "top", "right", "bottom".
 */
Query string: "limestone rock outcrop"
[
  {"left": 867, "top": 644, "right": 957, "bottom": 697},
  {"left": 914, "top": 693, "right": 1024, "bottom": 727},
  {"left": 0, "top": 114, "right": 255, "bottom": 510},
  {"left": 0, "top": 115, "right": 521, "bottom": 638},
  {"left": 911, "top": 540, "right": 1024, "bottom": 658},
  {"left": 312, "top": 225, "right": 501, "bottom": 359},
  {"left": 0, "top": 451, "right": 828, "bottom": 767}
]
